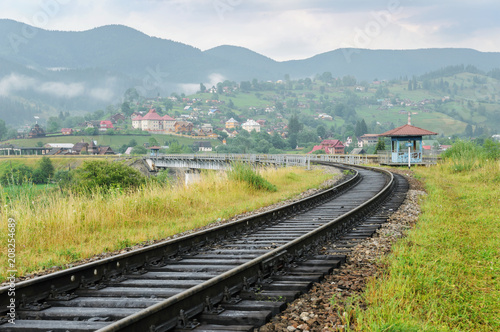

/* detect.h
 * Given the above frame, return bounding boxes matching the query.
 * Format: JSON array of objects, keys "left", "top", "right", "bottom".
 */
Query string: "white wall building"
[{"left": 241, "top": 119, "right": 261, "bottom": 133}]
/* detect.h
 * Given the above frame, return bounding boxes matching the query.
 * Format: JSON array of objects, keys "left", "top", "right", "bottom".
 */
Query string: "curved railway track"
[{"left": 0, "top": 163, "right": 408, "bottom": 332}]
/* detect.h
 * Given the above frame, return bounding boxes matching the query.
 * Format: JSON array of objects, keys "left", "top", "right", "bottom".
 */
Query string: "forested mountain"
[{"left": 1, "top": 18, "right": 500, "bottom": 125}]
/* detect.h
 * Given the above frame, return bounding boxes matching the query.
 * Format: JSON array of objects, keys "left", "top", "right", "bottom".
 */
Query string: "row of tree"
[{"left": 0, "top": 157, "right": 54, "bottom": 186}]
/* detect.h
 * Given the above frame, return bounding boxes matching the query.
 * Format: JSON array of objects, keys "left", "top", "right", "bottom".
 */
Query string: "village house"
[
  {"left": 241, "top": 119, "right": 261, "bottom": 133},
  {"left": 29, "top": 124, "right": 46, "bottom": 138},
  {"left": 193, "top": 141, "right": 212, "bottom": 152},
  {"left": 72, "top": 141, "right": 89, "bottom": 154},
  {"left": 132, "top": 108, "right": 176, "bottom": 132},
  {"left": 99, "top": 120, "right": 114, "bottom": 131},
  {"left": 85, "top": 120, "right": 101, "bottom": 128},
  {"left": 225, "top": 118, "right": 239, "bottom": 129},
  {"left": 130, "top": 111, "right": 144, "bottom": 120},
  {"left": 317, "top": 113, "right": 333, "bottom": 121},
  {"left": 308, "top": 139, "right": 345, "bottom": 154},
  {"left": 61, "top": 128, "right": 73, "bottom": 135},
  {"left": 110, "top": 113, "right": 126, "bottom": 123},
  {"left": 345, "top": 137, "right": 358, "bottom": 148},
  {"left": 208, "top": 108, "right": 220, "bottom": 116},
  {"left": 359, "top": 134, "right": 379, "bottom": 146},
  {"left": 175, "top": 121, "right": 194, "bottom": 134}
]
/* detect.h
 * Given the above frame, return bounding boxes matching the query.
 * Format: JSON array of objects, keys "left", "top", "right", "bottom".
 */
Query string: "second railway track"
[{"left": 0, "top": 163, "right": 408, "bottom": 332}]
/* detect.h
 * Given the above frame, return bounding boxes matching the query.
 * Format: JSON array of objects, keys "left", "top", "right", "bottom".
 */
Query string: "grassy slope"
[{"left": 359, "top": 161, "right": 500, "bottom": 331}]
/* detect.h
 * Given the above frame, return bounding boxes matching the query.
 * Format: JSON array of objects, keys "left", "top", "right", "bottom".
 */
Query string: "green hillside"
[{"left": 185, "top": 68, "right": 499, "bottom": 138}]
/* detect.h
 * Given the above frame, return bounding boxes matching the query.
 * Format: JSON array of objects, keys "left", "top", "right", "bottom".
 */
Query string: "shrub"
[
  {"left": 228, "top": 162, "right": 277, "bottom": 192},
  {"left": 68, "top": 160, "right": 146, "bottom": 194},
  {"left": 0, "top": 164, "right": 33, "bottom": 186},
  {"left": 441, "top": 139, "right": 484, "bottom": 172}
]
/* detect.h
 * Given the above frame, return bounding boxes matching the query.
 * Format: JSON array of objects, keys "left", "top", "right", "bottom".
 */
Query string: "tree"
[
  {"left": 199, "top": 83, "right": 207, "bottom": 93},
  {"left": 321, "top": 72, "right": 333, "bottom": 83},
  {"left": 38, "top": 157, "right": 55, "bottom": 181},
  {"left": 164, "top": 99, "right": 174, "bottom": 112},
  {"left": 131, "top": 146, "right": 147, "bottom": 155},
  {"left": 149, "top": 137, "right": 159, "bottom": 147},
  {"left": 271, "top": 132, "right": 287, "bottom": 149},
  {"left": 275, "top": 101, "right": 284, "bottom": 112},
  {"left": 355, "top": 119, "right": 368, "bottom": 137},
  {"left": 128, "top": 139, "right": 138, "bottom": 147},
  {"left": 0, "top": 164, "right": 33, "bottom": 186},
  {"left": 240, "top": 81, "right": 251, "bottom": 92},
  {"left": 32, "top": 157, "right": 55, "bottom": 184},
  {"left": 84, "top": 127, "right": 97, "bottom": 136},
  {"left": 288, "top": 134, "right": 298, "bottom": 150},
  {"left": 288, "top": 114, "right": 303, "bottom": 135},
  {"left": 0, "top": 119, "right": 8, "bottom": 139},
  {"left": 375, "top": 137, "right": 386, "bottom": 152},
  {"left": 124, "top": 88, "right": 140, "bottom": 102},
  {"left": 47, "top": 117, "right": 61, "bottom": 133},
  {"left": 69, "top": 160, "right": 145, "bottom": 193},
  {"left": 121, "top": 102, "right": 133, "bottom": 116},
  {"left": 317, "top": 126, "right": 326, "bottom": 139},
  {"left": 464, "top": 124, "right": 473, "bottom": 137}
]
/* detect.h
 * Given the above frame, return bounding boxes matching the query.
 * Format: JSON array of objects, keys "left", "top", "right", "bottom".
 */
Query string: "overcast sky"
[{"left": 1, "top": 0, "right": 499, "bottom": 61}]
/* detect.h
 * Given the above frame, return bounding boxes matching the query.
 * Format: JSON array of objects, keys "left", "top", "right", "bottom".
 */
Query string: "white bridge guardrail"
[{"left": 145, "top": 153, "right": 368, "bottom": 171}]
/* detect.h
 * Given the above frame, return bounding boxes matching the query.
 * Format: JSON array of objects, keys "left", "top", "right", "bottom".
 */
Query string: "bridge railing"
[{"left": 146, "top": 153, "right": 381, "bottom": 171}]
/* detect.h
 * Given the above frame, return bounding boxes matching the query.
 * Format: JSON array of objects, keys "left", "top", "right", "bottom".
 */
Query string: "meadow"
[
  {"left": 0, "top": 164, "right": 335, "bottom": 282},
  {"left": 358, "top": 141, "right": 500, "bottom": 331}
]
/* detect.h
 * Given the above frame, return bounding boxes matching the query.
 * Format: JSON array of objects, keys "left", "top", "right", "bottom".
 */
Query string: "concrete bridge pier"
[{"left": 185, "top": 168, "right": 202, "bottom": 186}]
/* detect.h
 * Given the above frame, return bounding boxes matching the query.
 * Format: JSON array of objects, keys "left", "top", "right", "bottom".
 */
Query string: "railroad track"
[{"left": 0, "top": 163, "right": 408, "bottom": 332}]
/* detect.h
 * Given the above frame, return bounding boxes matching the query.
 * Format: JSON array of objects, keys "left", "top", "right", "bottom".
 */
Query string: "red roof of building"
[
  {"left": 379, "top": 124, "right": 437, "bottom": 137},
  {"left": 100, "top": 120, "right": 114, "bottom": 128},
  {"left": 132, "top": 115, "right": 143, "bottom": 121},
  {"left": 308, "top": 145, "right": 324, "bottom": 154},
  {"left": 141, "top": 109, "right": 163, "bottom": 121},
  {"left": 320, "top": 139, "right": 345, "bottom": 148},
  {"left": 162, "top": 114, "right": 175, "bottom": 121}
]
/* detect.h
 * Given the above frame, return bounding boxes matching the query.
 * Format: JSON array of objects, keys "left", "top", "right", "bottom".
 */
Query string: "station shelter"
[
  {"left": 379, "top": 124, "right": 437, "bottom": 164},
  {"left": 149, "top": 146, "right": 161, "bottom": 157}
]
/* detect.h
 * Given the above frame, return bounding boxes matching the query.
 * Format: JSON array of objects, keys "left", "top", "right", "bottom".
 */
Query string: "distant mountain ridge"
[{"left": 2, "top": 19, "right": 500, "bottom": 123}]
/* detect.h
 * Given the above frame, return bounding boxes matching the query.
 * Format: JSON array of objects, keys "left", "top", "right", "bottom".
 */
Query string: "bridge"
[{"left": 145, "top": 153, "right": 374, "bottom": 171}]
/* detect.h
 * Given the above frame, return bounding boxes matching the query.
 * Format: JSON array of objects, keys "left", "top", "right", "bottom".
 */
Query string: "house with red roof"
[
  {"left": 131, "top": 114, "right": 143, "bottom": 129},
  {"left": 162, "top": 114, "right": 176, "bottom": 132},
  {"left": 61, "top": 128, "right": 73, "bottom": 135},
  {"left": 99, "top": 120, "right": 114, "bottom": 131},
  {"left": 131, "top": 109, "right": 176, "bottom": 132},
  {"left": 308, "top": 139, "right": 345, "bottom": 154}
]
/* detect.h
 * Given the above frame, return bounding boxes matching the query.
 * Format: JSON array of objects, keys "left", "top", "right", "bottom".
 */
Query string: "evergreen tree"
[
  {"left": 360, "top": 119, "right": 368, "bottom": 136},
  {"left": 288, "top": 114, "right": 303, "bottom": 135},
  {"left": 464, "top": 124, "right": 473, "bottom": 137},
  {"left": 375, "top": 137, "right": 386, "bottom": 152}
]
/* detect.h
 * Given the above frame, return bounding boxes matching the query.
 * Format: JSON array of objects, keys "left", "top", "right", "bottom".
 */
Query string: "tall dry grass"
[{"left": 0, "top": 166, "right": 334, "bottom": 281}]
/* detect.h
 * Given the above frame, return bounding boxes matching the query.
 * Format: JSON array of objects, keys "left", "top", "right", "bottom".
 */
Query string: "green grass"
[{"left": 357, "top": 158, "right": 500, "bottom": 331}]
